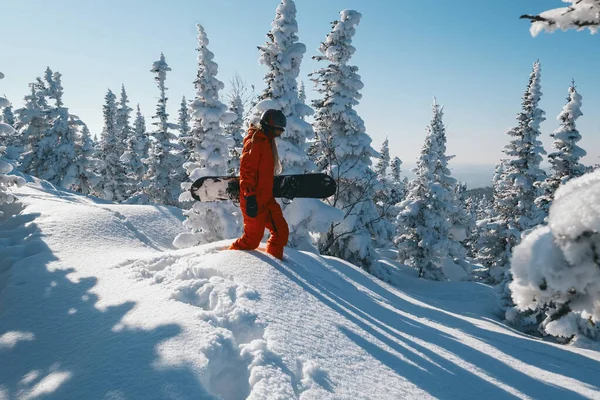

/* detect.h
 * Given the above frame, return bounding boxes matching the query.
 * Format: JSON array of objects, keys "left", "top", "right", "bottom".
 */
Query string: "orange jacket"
[{"left": 239, "top": 126, "right": 275, "bottom": 212}]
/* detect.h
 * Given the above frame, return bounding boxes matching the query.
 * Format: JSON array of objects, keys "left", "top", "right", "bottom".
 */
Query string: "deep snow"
[{"left": 1, "top": 178, "right": 600, "bottom": 399}]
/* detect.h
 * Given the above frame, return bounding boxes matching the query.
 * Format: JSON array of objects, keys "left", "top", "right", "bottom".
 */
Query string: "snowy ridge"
[{"left": 2, "top": 180, "right": 600, "bottom": 399}]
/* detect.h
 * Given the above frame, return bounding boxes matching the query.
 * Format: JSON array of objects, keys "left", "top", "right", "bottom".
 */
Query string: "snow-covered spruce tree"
[
  {"left": 0, "top": 144, "right": 26, "bottom": 218},
  {"left": 225, "top": 92, "right": 244, "bottom": 176},
  {"left": 372, "top": 138, "right": 396, "bottom": 245},
  {"left": 19, "top": 70, "right": 82, "bottom": 188},
  {"left": 143, "top": 53, "right": 182, "bottom": 206},
  {"left": 67, "top": 124, "right": 101, "bottom": 195},
  {"left": 177, "top": 96, "right": 192, "bottom": 161},
  {"left": 521, "top": 0, "right": 600, "bottom": 36},
  {"left": 510, "top": 170, "right": 600, "bottom": 342},
  {"left": 97, "top": 89, "right": 128, "bottom": 202},
  {"left": 0, "top": 75, "right": 26, "bottom": 216},
  {"left": 17, "top": 72, "right": 54, "bottom": 178},
  {"left": 311, "top": 10, "right": 388, "bottom": 270},
  {"left": 2, "top": 103, "right": 14, "bottom": 127},
  {"left": 390, "top": 156, "right": 406, "bottom": 205},
  {"left": 173, "top": 24, "right": 239, "bottom": 248},
  {"left": 255, "top": 0, "right": 341, "bottom": 251},
  {"left": 479, "top": 61, "right": 547, "bottom": 283},
  {"left": 395, "top": 100, "right": 463, "bottom": 280},
  {"left": 254, "top": 0, "right": 315, "bottom": 173},
  {"left": 536, "top": 82, "right": 586, "bottom": 217},
  {"left": 121, "top": 104, "right": 150, "bottom": 188},
  {"left": 449, "top": 181, "right": 474, "bottom": 263},
  {"left": 116, "top": 85, "right": 132, "bottom": 163}
]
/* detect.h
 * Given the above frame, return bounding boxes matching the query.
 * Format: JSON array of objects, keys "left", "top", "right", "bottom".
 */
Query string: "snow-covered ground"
[{"left": 1, "top": 179, "right": 600, "bottom": 400}]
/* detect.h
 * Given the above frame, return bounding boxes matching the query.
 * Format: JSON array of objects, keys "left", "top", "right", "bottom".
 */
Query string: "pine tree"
[
  {"left": 2, "top": 103, "right": 15, "bottom": 127},
  {"left": 66, "top": 124, "right": 101, "bottom": 195},
  {"left": 177, "top": 95, "right": 192, "bottom": 161},
  {"left": 144, "top": 53, "right": 182, "bottom": 205},
  {"left": 225, "top": 93, "right": 244, "bottom": 175},
  {"left": 0, "top": 97, "right": 19, "bottom": 160},
  {"left": 0, "top": 73, "right": 26, "bottom": 216},
  {"left": 536, "top": 81, "right": 586, "bottom": 216},
  {"left": 373, "top": 138, "right": 396, "bottom": 245},
  {"left": 255, "top": 0, "right": 340, "bottom": 251},
  {"left": 97, "top": 89, "right": 128, "bottom": 202},
  {"left": 395, "top": 100, "right": 462, "bottom": 280},
  {"left": 17, "top": 74, "right": 53, "bottom": 178},
  {"left": 311, "top": 10, "right": 386, "bottom": 270},
  {"left": 389, "top": 156, "right": 405, "bottom": 204},
  {"left": 255, "top": 0, "right": 315, "bottom": 174},
  {"left": 116, "top": 85, "right": 132, "bottom": 156},
  {"left": 122, "top": 104, "right": 149, "bottom": 187},
  {"left": 480, "top": 61, "right": 547, "bottom": 283},
  {"left": 375, "top": 138, "right": 390, "bottom": 183},
  {"left": 115, "top": 85, "right": 134, "bottom": 196},
  {"left": 174, "top": 24, "right": 239, "bottom": 248}
]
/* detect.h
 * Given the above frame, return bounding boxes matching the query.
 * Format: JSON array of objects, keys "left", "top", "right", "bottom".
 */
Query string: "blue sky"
[{"left": 2, "top": 0, "right": 599, "bottom": 174}]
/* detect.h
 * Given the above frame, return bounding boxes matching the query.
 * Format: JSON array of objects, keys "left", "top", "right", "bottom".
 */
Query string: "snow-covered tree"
[
  {"left": 255, "top": 0, "right": 341, "bottom": 251},
  {"left": 143, "top": 53, "right": 182, "bottom": 206},
  {"left": 0, "top": 143, "right": 25, "bottom": 218},
  {"left": 510, "top": 170, "right": 600, "bottom": 341},
  {"left": 536, "top": 82, "right": 586, "bottom": 216},
  {"left": 97, "top": 89, "right": 128, "bottom": 202},
  {"left": 375, "top": 138, "right": 390, "bottom": 183},
  {"left": 254, "top": 0, "right": 315, "bottom": 174},
  {"left": 174, "top": 24, "right": 239, "bottom": 248},
  {"left": 66, "top": 124, "right": 101, "bottom": 195},
  {"left": 479, "top": 61, "right": 547, "bottom": 282},
  {"left": 115, "top": 85, "right": 132, "bottom": 158},
  {"left": 372, "top": 138, "right": 396, "bottom": 245},
  {"left": 177, "top": 95, "right": 192, "bottom": 161},
  {"left": 225, "top": 92, "right": 244, "bottom": 175},
  {"left": 389, "top": 156, "right": 405, "bottom": 205},
  {"left": 0, "top": 72, "right": 26, "bottom": 216},
  {"left": 521, "top": 0, "right": 600, "bottom": 36},
  {"left": 122, "top": 104, "right": 149, "bottom": 187},
  {"left": 17, "top": 74, "right": 53, "bottom": 177},
  {"left": 395, "top": 100, "right": 462, "bottom": 280},
  {"left": 311, "top": 10, "right": 387, "bottom": 270},
  {"left": 2, "top": 103, "right": 14, "bottom": 127}
]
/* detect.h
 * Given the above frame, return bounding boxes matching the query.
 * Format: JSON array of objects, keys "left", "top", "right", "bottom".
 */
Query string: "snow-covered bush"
[{"left": 510, "top": 170, "right": 600, "bottom": 341}]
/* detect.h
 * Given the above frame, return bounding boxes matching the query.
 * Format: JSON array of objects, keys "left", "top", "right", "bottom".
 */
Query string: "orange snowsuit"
[{"left": 229, "top": 126, "right": 289, "bottom": 259}]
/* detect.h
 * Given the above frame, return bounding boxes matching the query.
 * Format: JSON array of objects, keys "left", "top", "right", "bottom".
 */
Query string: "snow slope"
[{"left": 1, "top": 179, "right": 600, "bottom": 399}]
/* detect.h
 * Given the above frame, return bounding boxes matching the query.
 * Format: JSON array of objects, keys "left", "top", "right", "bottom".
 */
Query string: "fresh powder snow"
[{"left": 1, "top": 177, "right": 600, "bottom": 399}]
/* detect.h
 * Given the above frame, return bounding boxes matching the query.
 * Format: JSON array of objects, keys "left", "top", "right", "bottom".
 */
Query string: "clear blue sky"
[{"left": 2, "top": 0, "right": 599, "bottom": 171}]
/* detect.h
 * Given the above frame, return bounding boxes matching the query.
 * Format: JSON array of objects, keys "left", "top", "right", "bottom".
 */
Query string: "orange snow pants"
[{"left": 229, "top": 199, "right": 289, "bottom": 260}]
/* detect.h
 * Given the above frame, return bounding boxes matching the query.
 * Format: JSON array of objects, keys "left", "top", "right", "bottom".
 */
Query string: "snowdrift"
[{"left": 1, "top": 180, "right": 600, "bottom": 399}]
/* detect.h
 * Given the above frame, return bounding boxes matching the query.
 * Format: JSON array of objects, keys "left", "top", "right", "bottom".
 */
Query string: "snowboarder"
[{"left": 229, "top": 109, "right": 289, "bottom": 260}]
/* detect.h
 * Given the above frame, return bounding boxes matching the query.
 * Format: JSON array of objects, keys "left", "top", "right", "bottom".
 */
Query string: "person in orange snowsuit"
[{"left": 229, "top": 109, "right": 289, "bottom": 260}]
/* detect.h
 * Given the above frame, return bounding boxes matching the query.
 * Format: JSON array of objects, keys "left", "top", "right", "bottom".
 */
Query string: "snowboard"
[{"left": 190, "top": 173, "right": 337, "bottom": 202}]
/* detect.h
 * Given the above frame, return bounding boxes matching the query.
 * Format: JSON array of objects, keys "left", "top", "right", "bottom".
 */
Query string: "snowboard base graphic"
[{"left": 190, "top": 173, "right": 336, "bottom": 202}]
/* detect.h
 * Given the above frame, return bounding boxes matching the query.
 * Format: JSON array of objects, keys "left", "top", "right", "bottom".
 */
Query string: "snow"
[{"left": 2, "top": 179, "right": 600, "bottom": 399}]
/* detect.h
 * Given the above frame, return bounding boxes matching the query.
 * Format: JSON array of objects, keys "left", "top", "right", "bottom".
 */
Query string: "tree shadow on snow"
[
  {"left": 0, "top": 206, "right": 212, "bottom": 399},
  {"left": 254, "top": 250, "right": 599, "bottom": 400}
]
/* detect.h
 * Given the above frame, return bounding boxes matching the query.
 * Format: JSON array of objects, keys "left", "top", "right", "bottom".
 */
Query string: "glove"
[{"left": 245, "top": 195, "right": 258, "bottom": 218}]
